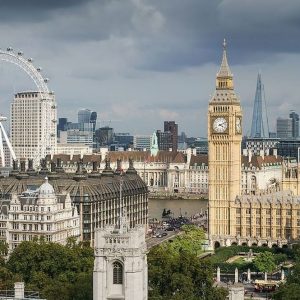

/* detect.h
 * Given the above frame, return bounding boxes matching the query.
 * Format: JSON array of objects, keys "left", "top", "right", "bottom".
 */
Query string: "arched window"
[{"left": 113, "top": 261, "right": 123, "bottom": 284}]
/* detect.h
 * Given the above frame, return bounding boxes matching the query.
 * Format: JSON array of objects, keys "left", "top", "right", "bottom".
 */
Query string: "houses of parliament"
[{"left": 208, "top": 40, "right": 300, "bottom": 248}]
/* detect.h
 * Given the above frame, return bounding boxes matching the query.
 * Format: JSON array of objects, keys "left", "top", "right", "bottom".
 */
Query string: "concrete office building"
[
  {"left": 277, "top": 118, "right": 293, "bottom": 139},
  {"left": 10, "top": 92, "right": 57, "bottom": 167}
]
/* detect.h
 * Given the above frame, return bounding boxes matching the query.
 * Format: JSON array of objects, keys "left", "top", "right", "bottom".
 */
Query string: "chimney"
[
  {"left": 248, "top": 149, "right": 252, "bottom": 163},
  {"left": 273, "top": 148, "right": 278, "bottom": 158},
  {"left": 259, "top": 149, "right": 264, "bottom": 159},
  {"left": 92, "top": 161, "right": 98, "bottom": 172},
  {"left": 242, "top": 149, "right": 247, "bottom": 156},
  {"left": 186, "top": 148, "right": 192, "bottom": 165},
  {"left": 50, "top": 161, "right": 56, "bottom": 173},
  {"left": 20, "top": 161, "right": 26, "bottom": 173},
  {"left": 265, "top": 148, "right": 270, "bottom": 156},
  {"left": 14, "top": 282, "right": 25, "bottom": 299}
]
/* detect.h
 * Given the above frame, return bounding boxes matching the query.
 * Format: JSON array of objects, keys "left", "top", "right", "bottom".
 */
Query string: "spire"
[
  {"left": 217, "top": 38, "right": 232, "bottom": 78},
  {"left": 215, "top": 39, "right": 234, "bottom": 91},
  {"left": 250, "top": 72, "right": 269, "bottom": 138}
]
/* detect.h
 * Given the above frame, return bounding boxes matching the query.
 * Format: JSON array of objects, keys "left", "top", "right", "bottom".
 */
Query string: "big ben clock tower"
[{"left": 208, "top": 40, "right": 242, "bottom": 246}]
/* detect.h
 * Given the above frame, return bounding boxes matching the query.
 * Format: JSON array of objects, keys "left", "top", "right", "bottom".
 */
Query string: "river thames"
[{"left": 148, "top": 198, "right": 208, "bottom": 220}]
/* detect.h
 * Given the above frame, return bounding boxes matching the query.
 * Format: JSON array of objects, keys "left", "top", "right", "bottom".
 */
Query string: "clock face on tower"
[{"left": 213, "top": 117, "right": 228, "bottom": 133}]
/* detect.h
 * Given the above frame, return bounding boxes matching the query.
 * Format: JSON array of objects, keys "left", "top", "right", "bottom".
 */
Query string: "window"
[
  {"left": 246, "top": 227, "right": 251, "bottom": 236},
  {"left": 276, "top": 229, "right": 281, "bottom": 237},
  {"left": 256, "top": 228, "right": 261, "bottom": 237},
  {"left": 113, "top": 261, "right": 123, "bottom": 284}
]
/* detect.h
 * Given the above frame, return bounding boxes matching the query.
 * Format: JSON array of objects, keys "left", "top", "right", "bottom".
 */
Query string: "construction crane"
[{"left": 99, "top": 120, "right": 122, "bottom": 127}]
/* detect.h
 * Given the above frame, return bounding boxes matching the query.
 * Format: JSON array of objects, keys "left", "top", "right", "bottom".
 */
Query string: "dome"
[{"left": 39, "top": 177, "right": 55, "bottom": 195}]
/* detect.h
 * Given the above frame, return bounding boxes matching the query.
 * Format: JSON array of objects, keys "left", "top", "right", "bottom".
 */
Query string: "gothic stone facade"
[{"left": 93, "top": 225, "right": 148, "bottom": 300}]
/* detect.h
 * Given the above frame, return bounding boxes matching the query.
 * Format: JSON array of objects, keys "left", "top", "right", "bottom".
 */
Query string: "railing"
[{"left": 0, "top": 290, "right": 43, "bottom": 299}]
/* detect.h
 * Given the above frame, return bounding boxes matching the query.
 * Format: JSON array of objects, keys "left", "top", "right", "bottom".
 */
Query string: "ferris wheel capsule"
[
  {"left": 44, "top": 78, "right": 49, "bottom": 83},
  {"left": 28, "top": 58, "right": 33, "bottom": 62},
  {"left": 17, "top": 51, "right": 23, "bottom": 56},
  {"left": 37, "top": 67, "right": 42, "bottom": 72},
  {"left": 7, "top": 47, "right": 13, "bottom": 52}
]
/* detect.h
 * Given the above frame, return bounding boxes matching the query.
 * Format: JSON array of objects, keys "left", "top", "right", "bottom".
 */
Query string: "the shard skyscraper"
[{"left": 250, "top": 73, "right": 270, "bottom": 138}]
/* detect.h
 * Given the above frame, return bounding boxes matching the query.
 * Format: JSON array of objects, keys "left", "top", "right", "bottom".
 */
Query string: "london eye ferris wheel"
[{"left": 0, "top": 47, "right": 56, "bottom": 168}]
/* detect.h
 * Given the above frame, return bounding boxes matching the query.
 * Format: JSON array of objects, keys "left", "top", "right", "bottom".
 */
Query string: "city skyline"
[{"left": 0, "top": 1, "right": 300, "bottom": 136}]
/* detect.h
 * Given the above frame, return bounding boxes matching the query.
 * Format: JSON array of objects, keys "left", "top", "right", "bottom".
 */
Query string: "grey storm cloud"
[{"left": 0, "top": 0, "right": 299, "bottom": 136}]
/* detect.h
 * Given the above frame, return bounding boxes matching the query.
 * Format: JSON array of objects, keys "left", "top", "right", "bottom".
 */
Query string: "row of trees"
[
  {"left": 273, "top": 244, "right": 300, "bottom": 299},
  {"left": 148, "top": 225, "right": 228, "bottom": 300},
  {"left": 0, "top": 226, "right": 229, "bottom": 300},
  {"left": 0, "top": 238, "right": 93, "bottom": 300},
  {"left": 6, "top": 226, "right": 300, "bottom": 299}
]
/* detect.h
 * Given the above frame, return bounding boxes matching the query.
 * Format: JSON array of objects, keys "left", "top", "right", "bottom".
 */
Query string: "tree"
[
  {"left": 168, "top": 225, "right": 205, "bottom": 256},
  {"left": 0, "top": 240, "right": 8, "bottom": 266},
  {"left": 148, "top": 237, "right": 228, "bottom": 300},
  {"left": 3, "top": 240, "right": 94, "bottom": 299},
  {"left": 274, "top": 260, "right": 300, "bottom": 299},
  {"left": 253, "top": 251, "right": 276, "bottom": 274}
]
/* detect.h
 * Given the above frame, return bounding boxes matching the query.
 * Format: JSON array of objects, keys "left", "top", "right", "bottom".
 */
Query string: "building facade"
[
  {"left": 93, "top": 212, "right": 148, "bottom": 300},
  {"left": 277, "top": 118, "right": 293, "bottom": 139},
  {"left": 208, "top": 40, "right": 243, "bottom": 239},
  {"left": 133, "top": 135, "right": 152, "bottom": 150},
  {"left": 95, "top": 127, "right": 114, "bottom": 147},
  {"left": 230, "top": 189, "right": 300, "bottom": 248},
  {"left": 4, "top": 178, "right": 79, "bottom": 251},
  {"left": 0, "top": 158, "right": 148, "bottom": 245},
  {"left": 10, "top": 92, "right": 57, "bottom": 167},
  {"left": 164, "top": 121, "right": 178, "bottom": 152},
  {"left": 208, "top": 41, "right": 300, "bottom": 248},
  {"left": 289, "top": 111, "right": 299, "bottom": 138},
  {"left": 245, "top": 137, "right": 279, "bottom": 156}
]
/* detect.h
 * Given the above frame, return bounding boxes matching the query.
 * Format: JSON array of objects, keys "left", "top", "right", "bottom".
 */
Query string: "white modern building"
[
  {"left": 4, "top": 178, "right": 79, "bottom": 251},
  {"left": 10, "top": 91, "right": 57, "bottom": 167},
  {"left": 57, "top": 143, "right": 93, "bottom": 156}
]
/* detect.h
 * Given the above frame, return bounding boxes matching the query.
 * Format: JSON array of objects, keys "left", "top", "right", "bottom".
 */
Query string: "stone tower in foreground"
[{"left": 93, "top": 198, "right": 148, "bottom": 300}]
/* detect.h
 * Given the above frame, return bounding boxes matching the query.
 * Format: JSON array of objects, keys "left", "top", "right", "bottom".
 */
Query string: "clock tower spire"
[{"left": 208, "top": 40, "right": 242, "bottom": 247}]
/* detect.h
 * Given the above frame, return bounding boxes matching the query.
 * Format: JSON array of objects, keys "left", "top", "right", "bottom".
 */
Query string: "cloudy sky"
[{"left": 0, "top": 0, "right": 299, "bottom": 137}]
